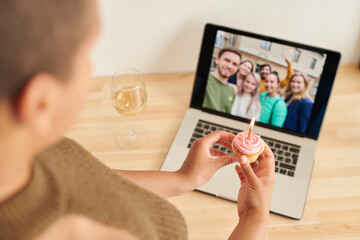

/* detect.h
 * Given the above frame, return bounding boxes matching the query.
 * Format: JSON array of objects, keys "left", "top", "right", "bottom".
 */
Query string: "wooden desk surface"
[{"left": 65, "top": 64, "right": 360, "bottom": 239}]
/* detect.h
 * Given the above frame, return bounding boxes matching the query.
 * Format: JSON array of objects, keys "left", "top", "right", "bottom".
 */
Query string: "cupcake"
[{"left": 232, "top": 119, "right": 265, "bottom": 163}]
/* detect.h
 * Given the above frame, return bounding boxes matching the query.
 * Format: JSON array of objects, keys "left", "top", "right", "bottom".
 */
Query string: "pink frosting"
[{"left": 233, "top": 131, "right": 262, "bottom": 154}]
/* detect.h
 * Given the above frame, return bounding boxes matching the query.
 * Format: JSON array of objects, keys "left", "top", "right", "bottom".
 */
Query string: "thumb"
[
  {"left": 216, "top": 154, "right": 241, "bottom": 168},
  {"left": 239, "top": 155, "right": 257, "bottom": 183}
]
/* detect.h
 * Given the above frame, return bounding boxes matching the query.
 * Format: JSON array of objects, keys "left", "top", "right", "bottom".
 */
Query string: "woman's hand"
[
  {"left": 229, "top": 143, "right": 275, "bottom": 240},
  {"left": 176, "top": 130, "right": 241, "bottom": 192},
  {"left": 235, "top": 143, "right": 275, "bottom": 219}
]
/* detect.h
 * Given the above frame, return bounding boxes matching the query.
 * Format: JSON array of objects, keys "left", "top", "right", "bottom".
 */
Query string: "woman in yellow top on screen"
[{"left": 259, "top": 54, "right": 294, "bottom": 94}]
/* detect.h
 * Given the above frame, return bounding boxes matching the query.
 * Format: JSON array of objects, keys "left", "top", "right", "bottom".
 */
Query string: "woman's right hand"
[
  {"left": 229, "top": 144, "right": 275, "bottom": 240},
  {"left": 235, "top": 143, "right": 275, "bottom": 219}
]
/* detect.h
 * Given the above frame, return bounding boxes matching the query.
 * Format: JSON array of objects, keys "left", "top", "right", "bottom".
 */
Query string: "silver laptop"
[{"left": 161, "top": 23, "right": 340, "bottom": 219}]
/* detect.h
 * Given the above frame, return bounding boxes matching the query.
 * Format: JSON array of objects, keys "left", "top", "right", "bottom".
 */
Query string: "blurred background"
[{"left": 91, "top": 0, "right": 360, "bottom": 76}]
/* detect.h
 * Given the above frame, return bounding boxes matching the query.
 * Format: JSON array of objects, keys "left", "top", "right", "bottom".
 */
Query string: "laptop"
[{"left": 160, "top": 23, "right": 341, "bottom": 219}]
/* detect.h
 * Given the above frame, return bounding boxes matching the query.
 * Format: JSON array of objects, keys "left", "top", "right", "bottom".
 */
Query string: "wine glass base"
[{"left": 116, "top": 126, "right": 149, "bottom": 150}]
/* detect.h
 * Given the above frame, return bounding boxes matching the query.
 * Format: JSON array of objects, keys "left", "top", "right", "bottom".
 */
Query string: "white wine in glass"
[
  {"left": 111, "top": 68, "right": 148, "bottom": 150},
  {"left": 113, "top": 87, "right": 147, "bottom": 116}
]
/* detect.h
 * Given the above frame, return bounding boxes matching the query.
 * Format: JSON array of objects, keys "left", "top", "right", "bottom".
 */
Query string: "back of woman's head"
[{"left": 0, "top": 0, "right": 94, "bottom": 100}]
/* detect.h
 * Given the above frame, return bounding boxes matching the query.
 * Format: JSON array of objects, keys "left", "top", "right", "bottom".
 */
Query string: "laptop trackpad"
[
  {"left": 161, "top": 145, "right": 240, "bottom": 202},
  {"left": 197, "top": 162, "right": 240, "bottom": 202}
]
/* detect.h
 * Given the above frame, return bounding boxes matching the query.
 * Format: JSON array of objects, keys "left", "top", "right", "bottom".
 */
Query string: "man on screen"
[
  {"left": 203, "top": 48, "right": 241, "bottom": 113},
  {"left": 259, "top": 64, "right": 272, "bottom": 85}
]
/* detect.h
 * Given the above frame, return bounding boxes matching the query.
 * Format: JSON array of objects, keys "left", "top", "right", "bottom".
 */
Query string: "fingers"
[
  {"left": 216, "top": 154, "right": 241, "bottom": 168},
  {"left": 250, "top": 161, "right": 259, "bottom": 173},
  {"left": 200, "top": 130, "right": 235, "bottom": 150},
  {"left": 235, "top": 164, "right": 246, "bottom": 183},
  {"left": 210, "top": 148, "right": 226, "bottom": 157},
  {"left": 258, "top": 142, "right": 275, "bottom": 175},
  {"left": 239, "top": 155, "right": 258, "bottom": 184}
]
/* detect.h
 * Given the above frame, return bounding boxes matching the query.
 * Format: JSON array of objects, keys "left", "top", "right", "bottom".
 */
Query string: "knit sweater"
[{"left": 0, "top": 138, "right": 187, "bottom": 240}]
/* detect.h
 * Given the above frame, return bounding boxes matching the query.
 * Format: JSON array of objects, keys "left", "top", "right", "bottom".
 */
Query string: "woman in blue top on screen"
[
  {"left": 259, "top": 72, "right": 287, "bottom": 127},
  {"left": 282, "top": 73, "right": 313, "bottom": 133},
  {"left": 231, "top": 72, "right": 261, "bottom": 120}
]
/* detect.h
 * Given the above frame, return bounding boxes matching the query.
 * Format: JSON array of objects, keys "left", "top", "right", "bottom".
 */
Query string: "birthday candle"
[{"left": 247, "top": 117, "right": 255, "bottom": 140}]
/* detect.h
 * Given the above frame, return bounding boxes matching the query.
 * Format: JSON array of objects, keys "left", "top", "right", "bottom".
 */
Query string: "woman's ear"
[{"left": 16, "top": 73, "right": 60, "bottom": 137}]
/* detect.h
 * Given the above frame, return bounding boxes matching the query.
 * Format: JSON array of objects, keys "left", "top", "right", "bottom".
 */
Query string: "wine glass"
[{"left": 111, "top": 68, "right": 148, "bottom": 150}]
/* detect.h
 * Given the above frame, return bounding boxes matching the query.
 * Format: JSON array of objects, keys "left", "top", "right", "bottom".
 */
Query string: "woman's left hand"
[{"left": 176, "top": 130, "right": 241, "bottom": 191}]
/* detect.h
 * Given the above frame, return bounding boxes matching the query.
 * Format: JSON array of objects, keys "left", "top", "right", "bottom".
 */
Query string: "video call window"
[{"left": 202, "top": 30, "right": 327, "bottom": 135}]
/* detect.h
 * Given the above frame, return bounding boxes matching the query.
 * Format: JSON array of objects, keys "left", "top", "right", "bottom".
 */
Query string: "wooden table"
[{"left": 65, "top": 64, "right": 360, "bottom": 239}]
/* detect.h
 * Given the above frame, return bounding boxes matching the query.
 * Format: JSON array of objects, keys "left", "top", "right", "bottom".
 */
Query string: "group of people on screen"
[{"left": 203, "top": 47, "right": 314, "bottom": 134}]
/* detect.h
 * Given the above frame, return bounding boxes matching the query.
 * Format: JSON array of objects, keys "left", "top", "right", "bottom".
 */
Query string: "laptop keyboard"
[{"left": 187, "top": 120, "right": 300, "bottom": 177}]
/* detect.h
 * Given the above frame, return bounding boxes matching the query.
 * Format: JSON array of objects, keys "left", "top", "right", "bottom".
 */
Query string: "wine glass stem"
[
  {"left": 129, "top": 117, "right": 137, "bottom": 139},
  {"left": 129, "top": 129, "right": 137, "bottom": 139}
]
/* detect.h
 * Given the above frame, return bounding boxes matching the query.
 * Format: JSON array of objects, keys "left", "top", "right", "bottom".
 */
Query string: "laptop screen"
[{"left": 191, "top": 24, "right": 341, "bottom": 139}]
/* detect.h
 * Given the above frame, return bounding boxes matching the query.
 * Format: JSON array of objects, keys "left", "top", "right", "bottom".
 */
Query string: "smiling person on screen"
[
  {"left": 203, "top": 48, "right": 242, "bottom": 113},
  {"left": 282, "top": 73, "right": 313, "bottom": 133},
  {"left": 259, "top": 72, "right": 288, "bottom": 127}
]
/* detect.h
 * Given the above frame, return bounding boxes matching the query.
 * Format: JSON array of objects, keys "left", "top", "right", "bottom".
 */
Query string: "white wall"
[{"left": 91, "top": 0, "right": 360, "bottom": 76}]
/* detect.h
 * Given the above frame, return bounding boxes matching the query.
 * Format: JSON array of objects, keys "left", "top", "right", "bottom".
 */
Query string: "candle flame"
[
  {"left": 247, "top": 117, "right": 256, "bottom": 140},
  {"left": 250, "top": 117, "right": 255, "bottom": 129}
]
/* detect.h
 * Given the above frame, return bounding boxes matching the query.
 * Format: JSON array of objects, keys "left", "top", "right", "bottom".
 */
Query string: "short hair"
[
  {"left": 218, "top": 48, "right": 242, "bottom": 62},
  {"left": 260, "top": 64, "right": 272, "bottom": 72},
  {"left": 268, "top": 71, "right": 280, "bottom": 83},
  {"left": 0, "top": 0, "right": 94, "bottom": 100}
]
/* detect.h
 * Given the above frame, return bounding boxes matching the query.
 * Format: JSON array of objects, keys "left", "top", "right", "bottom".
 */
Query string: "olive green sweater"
[{"left": 0, "top": 138, "right": 187, "bottom": 240}]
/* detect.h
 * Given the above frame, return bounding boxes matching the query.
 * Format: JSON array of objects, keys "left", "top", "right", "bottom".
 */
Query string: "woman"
[
  {"left": 259, "top": 72, "right": 287, "bottom": 127},
  {"left": 231, "top": 72, "right": 261, "bottom": 120},
  {"left": 228, "top": 60, "right": 254, "bottom": 88},
  {"left": 0, "top": 1, "right": 275, "bottom": 240},
  {"left": 282, "top": 73, "right": 313, "bottom": 133}
]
